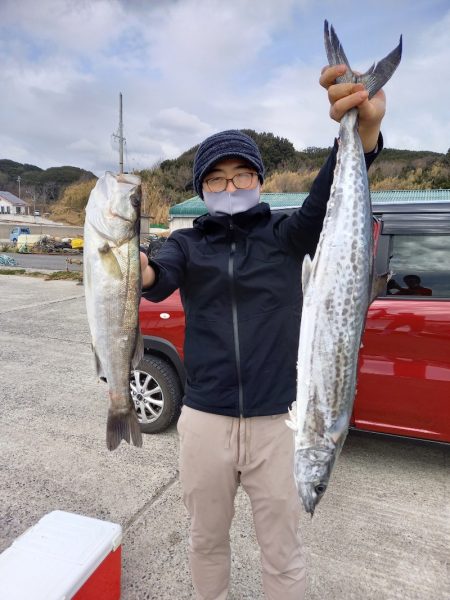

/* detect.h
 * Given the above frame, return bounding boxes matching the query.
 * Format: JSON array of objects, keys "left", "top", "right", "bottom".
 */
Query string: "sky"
[{"left": 1, "top": 0, "right": 449, "bottom": 176}]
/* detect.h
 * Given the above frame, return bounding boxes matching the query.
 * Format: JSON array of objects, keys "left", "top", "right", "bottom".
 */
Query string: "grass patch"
[
  {"left": 0, "top": 268, "right": 26, "bottom": 275},
  {"left": 0, "top": 269, "right": 83, "bottom": 282},
  {"left": 0, "top": 244, "right": 17, "bottom": 253},
  {"left": 24, "top": 271, "right": 47, "bottom": 278},
  {"left": 44, "top": 270, "right": 83, "bottom": 282}
]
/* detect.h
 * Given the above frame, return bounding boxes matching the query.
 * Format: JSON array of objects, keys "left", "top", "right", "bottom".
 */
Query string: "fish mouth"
[
  {"left": 294, "top": 445, "right": 335, "bottom": 515},
  {"left": 298, "top": 481, "right": 328, "bottom": 516},
  {"left": 88, "top": 217, "right": 136, "bottom": 247},
  {"left": 109, "top": 209, "right": 135, "bottom": 223}
]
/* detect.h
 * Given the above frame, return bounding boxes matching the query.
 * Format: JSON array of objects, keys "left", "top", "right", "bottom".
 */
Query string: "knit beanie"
[{"left": 193, "top": 130, "right": 265, "bottom": 199}]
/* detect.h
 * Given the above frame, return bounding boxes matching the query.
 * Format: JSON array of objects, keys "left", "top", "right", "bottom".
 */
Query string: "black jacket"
[{"left": 142, "top": 137, "right": 382, "bottom": 417}]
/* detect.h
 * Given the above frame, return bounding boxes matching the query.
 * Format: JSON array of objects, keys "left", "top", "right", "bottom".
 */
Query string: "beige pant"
[{"left": 178, "top": 405, "right": 306, "bottom": 600}]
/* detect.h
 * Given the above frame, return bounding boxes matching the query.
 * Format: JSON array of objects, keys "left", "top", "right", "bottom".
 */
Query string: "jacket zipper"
[{"left": 228, "top": 223, "right": 244, "bottom": 416}]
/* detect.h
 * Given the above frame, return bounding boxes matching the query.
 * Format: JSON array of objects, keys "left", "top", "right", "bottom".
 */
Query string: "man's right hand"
[
  {"left": 140, "top": 251, "right": 156, "bottom": 288},
  {"left": 320, "top": 64, "right": 386, "bottom": 153}
]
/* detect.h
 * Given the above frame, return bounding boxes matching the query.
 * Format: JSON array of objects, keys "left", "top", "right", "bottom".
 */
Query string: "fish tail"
[
  {"left": 324, "top": 20, "right": 353, "bottom": 83},
  {"left": 357, "top": 37, "right": 402, "bottom": 99},
  {"left": 324, "top": 20, "right": 402, "bottom": 98},
  {"left": 106, "top": 408, "right": 143, "bottom": 451}
]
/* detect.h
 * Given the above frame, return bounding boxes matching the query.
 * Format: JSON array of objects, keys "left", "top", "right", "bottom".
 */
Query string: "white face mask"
[{"left": 203, "top": 185, "right": 261, "bottom": 216}]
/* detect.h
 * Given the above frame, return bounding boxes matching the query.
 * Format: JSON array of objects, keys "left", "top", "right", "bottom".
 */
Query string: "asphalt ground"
[
  {"left": 0, "top": 274, "right": 449, "bottom": 599},
  {"left": 0, "top": 252, "right": 83, "bottom": 272}
]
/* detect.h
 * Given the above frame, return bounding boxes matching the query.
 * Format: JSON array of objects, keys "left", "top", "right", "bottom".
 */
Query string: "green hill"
[
  {"left": 0, "top": 159, "right": 96, "bottom": 209},
  {"left": 2, "top": 131, "right": 449, "bottom": 226},
  {"left": 139, "top": 130, "right": 450, "bottom": 222}
]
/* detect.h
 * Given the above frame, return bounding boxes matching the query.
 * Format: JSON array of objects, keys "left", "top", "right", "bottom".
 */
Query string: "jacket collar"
[{"left": 193, "top": 202, "right": 271, "bottom": 235}]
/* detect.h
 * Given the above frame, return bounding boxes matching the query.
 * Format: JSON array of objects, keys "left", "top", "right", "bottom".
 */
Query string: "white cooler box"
[{"left": 0, "top": 511, "right": 122, "bottom": 600}]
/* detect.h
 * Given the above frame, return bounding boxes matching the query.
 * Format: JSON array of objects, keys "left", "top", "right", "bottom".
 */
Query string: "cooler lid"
[{"left": 0, "top": 511, "right": 122, "bottom": 600}]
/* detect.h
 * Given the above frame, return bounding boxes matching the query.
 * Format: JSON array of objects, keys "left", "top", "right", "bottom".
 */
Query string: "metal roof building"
[
  {"left": 0, "top": 191, "right": 28, "bottom": 215},
  {"left": 168, "top": 189, "right": 450, "bottom": 231}
]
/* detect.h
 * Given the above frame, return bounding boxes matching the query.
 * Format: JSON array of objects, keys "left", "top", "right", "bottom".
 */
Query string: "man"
[
  {"left": 140, "top": 64, "right": 386, "bottom": 599},
  {"left": 389, "top": 274, "right": 432, "bottom": 296}
]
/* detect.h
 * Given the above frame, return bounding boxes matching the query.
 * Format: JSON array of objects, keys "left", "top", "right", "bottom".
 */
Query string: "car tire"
[{"left": 130, "top": 355, "right": 182, "bottom": 434}]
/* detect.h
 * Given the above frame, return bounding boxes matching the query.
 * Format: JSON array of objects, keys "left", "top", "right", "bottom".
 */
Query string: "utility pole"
[
  {"left": 26, "top": 190, "right": 36, "bottom": 220},
  {"left": 17, "top": 176, "right": 21, "bottom": 200},
  {"left": 119, "top": 93, "right": 124, "bottom": 174},
  {"left": 112, "top": 93, "right": 125, "bottom": 174}
]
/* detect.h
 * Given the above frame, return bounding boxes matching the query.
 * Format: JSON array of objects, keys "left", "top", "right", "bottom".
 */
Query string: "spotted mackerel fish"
[
  {"left": 84, "top": 172, "right": 143, "bottom": 451},
  {"left": 287, "top": 22, "right": 402, "bottom": 515}
]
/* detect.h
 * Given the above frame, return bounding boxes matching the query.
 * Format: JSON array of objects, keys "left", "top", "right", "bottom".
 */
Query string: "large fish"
[
  {"left": 84, "top": 172, "right": 143, "bottom": 451},
  {"left": 287, "top": 22, "right": 402, "bottom": 515}
]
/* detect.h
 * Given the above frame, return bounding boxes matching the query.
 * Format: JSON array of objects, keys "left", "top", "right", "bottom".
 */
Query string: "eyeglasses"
[{"left": 204, "top": 172, "right": 256, "bottom": 193}]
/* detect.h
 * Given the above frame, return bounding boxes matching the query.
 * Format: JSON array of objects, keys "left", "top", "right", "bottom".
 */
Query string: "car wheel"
[{"left": 130, "top": 355, "right": 182, "bottom": 434}]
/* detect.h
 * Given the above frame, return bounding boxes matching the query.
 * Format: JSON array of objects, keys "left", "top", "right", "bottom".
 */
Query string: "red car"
[{"left": 133, "top": 197, "right": 450, "bottom": 443}]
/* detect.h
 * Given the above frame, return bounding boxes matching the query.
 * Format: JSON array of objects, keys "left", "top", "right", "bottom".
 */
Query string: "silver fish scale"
[
  {"left": 84, "top": 223, "right": 141, "bottom": 402},
  {"left": 293, "top": 19, "right": 402, "bottom": 514},
  {"left": 294, "top": 108, "right": 373, "bottom": 476},
  {"left": 83, "top": 171, "right": 143, "bottom": 450}
]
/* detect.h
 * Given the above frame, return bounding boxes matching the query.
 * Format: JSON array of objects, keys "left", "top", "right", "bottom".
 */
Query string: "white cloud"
[
  {"left": 145, "top": 0, "right": 294, "bottom": 84},
  {"left": 151, "top": 107, "right": 212, "bottom": 136},
  {"left": 382, "top": 11, "right": 450, "bottom": 152},
  {"left": 0, "top": 135, "right": 32, "bottom": 164},
  {"left": 221, "top": 8, "right": 450, "bottom": 153},
  {"left": 67, "top": 138, "right": 98, "bottom": 152},
  {"left": 244, "top": 62, "right": 329, "bottom": 150},
  {"left": 3, "top": 57, "right": 93, "bottom": 96},
  {"left": 0, "top": 0, "right": 448, "bottom": 179},
  {"left": 0, "top": 0, "right": 127, "bottom": 54}
]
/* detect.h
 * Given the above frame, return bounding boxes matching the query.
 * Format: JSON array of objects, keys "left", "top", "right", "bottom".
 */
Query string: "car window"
[{"left": 386, "top": 234, "right": 450, "bottom": 298}]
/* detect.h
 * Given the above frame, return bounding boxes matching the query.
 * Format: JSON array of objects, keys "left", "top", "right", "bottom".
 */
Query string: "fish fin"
[
  {"left": 356, "top": 36, "right": 402, "bottom": 99},
  {"left": 286, "top": 404, "right": 298, "bottom": 431},
  {"left": 328, "top": 412, "right": 349, "bottom": 445},
  {"left": 301, "top": 254, "right": 313, "bottom": 291},
  {"left": 370, "top": 271, "right": 390, "bottom": 303},
  {"left": 92, "top": 345, "right": 107, "bottom": 382},
  {"left": 98, "top": 243, "right": 122, "bottom": 280},
  {"left": 324, "top": 20, "right": 354, "bottom": 83},
  {"left": 286, "top": 405, "right": 298, "bottom": 431},
  {"left": 106, "top": 409, "right": 143, "bottom": 451},
  {"left": 285, "top": 420, "right": 297, "bottom": 431},
  {"left": 132, "top": 329, "right": 144, "bottom": 369}
]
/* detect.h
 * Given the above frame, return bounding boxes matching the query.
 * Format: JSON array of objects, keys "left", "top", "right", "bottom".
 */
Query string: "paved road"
[
  {"left": 1, "top": 252, "right": 83, "bottom": 272},
  {"left": 0, "top": 275, "right": 448, "bottom": 599},
  {"left": 0, "top": 221, "right": 84, "bottom": 241}
]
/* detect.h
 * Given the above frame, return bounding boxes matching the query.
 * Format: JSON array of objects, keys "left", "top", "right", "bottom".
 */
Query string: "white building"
[{"left": 0, "top": 191, "right": 29, "bottom": 215}]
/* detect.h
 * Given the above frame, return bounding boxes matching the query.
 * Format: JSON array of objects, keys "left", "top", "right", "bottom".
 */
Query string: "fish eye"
[
  {"left": 314, "top": 484, "right": 326, "bottom": 496},
  {"left": 130, "top": 192, "right": 141, "bottom": 208}
]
